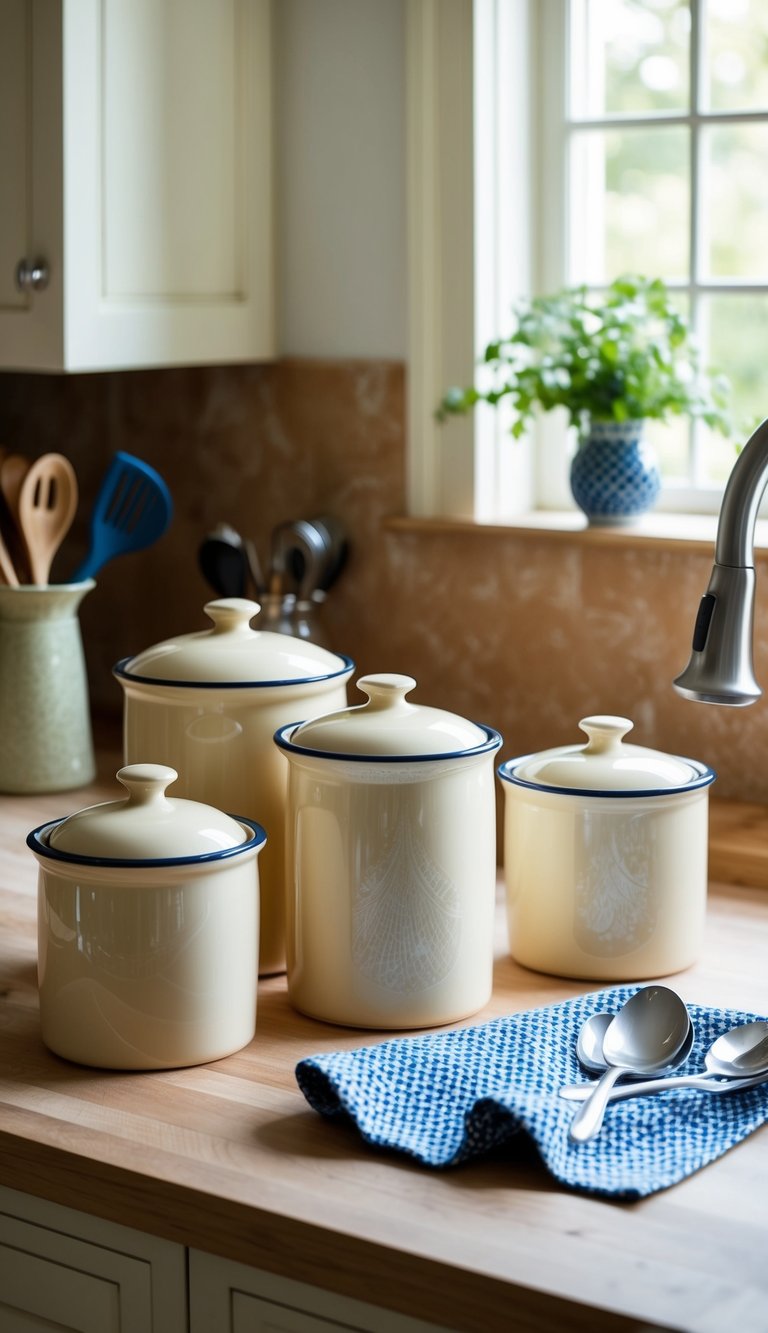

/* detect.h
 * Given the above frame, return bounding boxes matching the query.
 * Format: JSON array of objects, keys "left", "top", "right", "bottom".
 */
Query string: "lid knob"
[
  {"left": 578, "top": 715, "right": 634, "bottom": 754},
  {"left": 204, "top": 598, "right": 261, "bottom": 635},
  {"left": 116, "top": 763, "right": 178, "bottom": 806},
  {"left": 357, "top": 673, "right": 417, "bottom": 711}
]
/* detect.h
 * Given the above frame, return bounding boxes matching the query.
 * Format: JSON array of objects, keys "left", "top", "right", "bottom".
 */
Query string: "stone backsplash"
[{"left": 1, "top": 359, "right": 767, "bottom": 811}]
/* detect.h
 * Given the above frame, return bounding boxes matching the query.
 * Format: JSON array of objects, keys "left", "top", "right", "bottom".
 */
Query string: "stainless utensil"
[
  {"left": 198, "top": 523, "right": 250, "bottom": 598},
  {"left": 18, "top": 452, "right": 79, "bottom": 585},
  {"left": 568, "top": 986, "right": 693, "bottom": 1143},
  {"left": 561, "top": 1019, "right": 768, "bottom": 1103},
  {"left": 304, "top": 514, "right": 348, "bottom": 592}
]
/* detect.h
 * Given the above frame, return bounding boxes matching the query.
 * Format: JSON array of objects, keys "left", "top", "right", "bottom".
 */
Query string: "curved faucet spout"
[{"left": 674, "top": 417, "right": 768, "bottom": 706}]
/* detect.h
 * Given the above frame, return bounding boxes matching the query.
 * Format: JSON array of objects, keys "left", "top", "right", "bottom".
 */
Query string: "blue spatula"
[{"left": 71, "top": 452, "right": 173, "bottom": 581}]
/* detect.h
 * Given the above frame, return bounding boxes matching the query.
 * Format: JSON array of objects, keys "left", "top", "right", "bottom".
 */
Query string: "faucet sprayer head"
[
  {"left": 673, "top": 418, "right": 768, "bottom": 707},
  {"left": 673, "top": 563, "right": 760, "bottom": 705}
]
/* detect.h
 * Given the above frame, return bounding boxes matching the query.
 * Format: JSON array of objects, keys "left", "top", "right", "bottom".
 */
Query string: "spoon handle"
[
  {"left": 561, "top": 1071, "right": 768, "bottom": 1103},
  {"left": 567, "top": 1064, "right": 627, "bottom": 1142}
]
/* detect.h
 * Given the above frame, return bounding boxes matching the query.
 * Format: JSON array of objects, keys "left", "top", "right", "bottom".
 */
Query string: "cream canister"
[
  {"left": 113, "top": 598, "right": 354, "bottom": 976},
  {"left": 27, "top": 764, "right": 266, "bottom": 1070},
  {"left": 498, "top": 715, "right": 716, "bottom": 980},
  {"left": 275, "top": 674, "right": 503, "bottom": 1029}
]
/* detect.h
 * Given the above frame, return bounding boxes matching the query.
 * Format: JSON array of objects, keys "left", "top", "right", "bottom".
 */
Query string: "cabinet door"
[
  {"left": 0, "top": 0, "right": 274, "bottom": 372},
  {"left": 190, "top": 1248, "right": 450, "bottom": 1333},
  {"left": 0, "top": 0, "right": 65, "bottom": 369},
  {"left": 0, "top": 1187, "right": 187, "bottom": 1333}
]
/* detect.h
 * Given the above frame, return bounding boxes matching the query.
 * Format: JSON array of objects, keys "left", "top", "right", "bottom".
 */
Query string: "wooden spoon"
[
  {"left": 0, "top": 523, "right": 18, "bottom": 586},
  {"left": 0, "top": 453, "right": 32, "bottom": 582},
  {"left": 18, "top": 453, "right": 79, "bottom": 585}
]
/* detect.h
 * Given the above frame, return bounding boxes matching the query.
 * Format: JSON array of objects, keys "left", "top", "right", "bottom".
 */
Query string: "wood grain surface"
[{"left": 1, "top": 760, "right": 768, "bottom": 1332}]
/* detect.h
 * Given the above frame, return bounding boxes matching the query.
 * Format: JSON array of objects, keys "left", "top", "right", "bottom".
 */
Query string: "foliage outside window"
[{"left": 538, "top": 0, "right": 768, "bottom": 507}]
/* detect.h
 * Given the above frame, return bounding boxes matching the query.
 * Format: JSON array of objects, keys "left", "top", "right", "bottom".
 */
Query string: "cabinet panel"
[
  {"left": 0, "top": 0, "right": 29, "bottom": 311},
  {"left": 0, "top": 0, "right": 274, "bottom": 372},
  {"left": 232, "top": 1292, "right": 359, "bottom": 1332},
  {"left": 0, "top": 1187, "right": 187, "bottom": 1333},
  {"left": 190, "top": 1248, "right": 450, "bottom": 1333},
  {"left": 0, "top": 1222, "right": 123, "bottom": 1332},
  {"left": 103, "top": 0, "right": 242, "bottom": 300}
]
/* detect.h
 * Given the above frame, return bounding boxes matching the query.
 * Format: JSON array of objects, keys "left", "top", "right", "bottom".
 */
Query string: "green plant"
[{"left": 438, "top": 274, "right": 733, "bottom": 440}]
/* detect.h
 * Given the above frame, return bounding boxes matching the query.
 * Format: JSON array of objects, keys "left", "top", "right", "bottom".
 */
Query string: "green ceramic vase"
[{"left": 0, "top": 581, "right": 96, "bottom": 793}]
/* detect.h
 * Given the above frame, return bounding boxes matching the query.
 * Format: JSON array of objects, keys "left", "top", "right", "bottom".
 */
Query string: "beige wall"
[{"left": 1, "top": 358, "right": 767, "bottom": 821}]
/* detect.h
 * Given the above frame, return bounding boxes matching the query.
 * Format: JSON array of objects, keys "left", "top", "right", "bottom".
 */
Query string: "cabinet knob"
[{"left": 15, "top": 258, "right": 50, "bottom": 292}]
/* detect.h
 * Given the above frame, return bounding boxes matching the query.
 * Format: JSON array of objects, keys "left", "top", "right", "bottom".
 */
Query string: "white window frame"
[
  {"left": 406, "top": 0, "right": 568, "bottom": 521},
  {"left": 406, "top": 0, "right": 759, "bottom": 523}
]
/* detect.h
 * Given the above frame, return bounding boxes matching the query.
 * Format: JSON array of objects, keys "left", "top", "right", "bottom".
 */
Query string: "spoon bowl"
[
  {"left": 568, "top": 986, "right": 692, "bottom": 1143},
  {"left": 707, "top": 1020, "right": 768, "bottom": 1076},
  {"left": 562, "top": 1018, "right": 768, "bottom": 1104}
]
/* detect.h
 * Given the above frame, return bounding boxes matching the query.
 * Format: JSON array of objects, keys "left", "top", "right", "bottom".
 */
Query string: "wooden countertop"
[{"left": 2, "top": 764, "right": 768, "bottom": 1333}]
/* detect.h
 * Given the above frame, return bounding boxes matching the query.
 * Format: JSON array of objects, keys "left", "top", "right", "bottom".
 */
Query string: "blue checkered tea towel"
[{"left": 295, "top": 986, "right": 768, "bottom": 1197}]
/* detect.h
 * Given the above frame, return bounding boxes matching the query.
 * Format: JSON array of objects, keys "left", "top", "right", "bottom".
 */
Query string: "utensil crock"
[
  {"left": 497, "top": 715, "right": 716, "bottom": 980},
  {"left": 0, "top": 581, "right": 95, "bottom": 793},
  {"left": 275, "top": 674, "right": 503, "bottom": 1029},
  {"left": 27, "top": 764, "right": 266, "bottom": 1070},
  {"left": 113, "top": 597, "right": 354, "bottom": 976}
]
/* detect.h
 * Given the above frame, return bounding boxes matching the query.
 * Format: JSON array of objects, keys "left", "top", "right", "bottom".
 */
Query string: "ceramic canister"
[
  {"left": 27, "top": 764, "right": 266, "bottom": 1070},
  {"left": 275, "top": 674, "right": 503, "bottom": 1029},
  {"left": 113, "top": 598, "right": 354, "bottom": 977},
  {"left": 497, "top": 716, "right": 716, "bottom": 981}
]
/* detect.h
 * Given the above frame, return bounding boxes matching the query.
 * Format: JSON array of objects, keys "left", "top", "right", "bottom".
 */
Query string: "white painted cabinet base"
[
  {"left": 0, "top": 1186, "right": 187, "bottom": 1332},
  {"left": 0, "top": 1187, "right": 449, "bottom": 1333},
  {"left": 189, "top": 1248, "right": 450, "bottom": 1333}
]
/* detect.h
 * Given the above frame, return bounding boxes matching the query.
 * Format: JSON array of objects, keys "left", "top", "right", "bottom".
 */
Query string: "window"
[{"left": 406, "top": 0, "right": 768, "bottom": 521}]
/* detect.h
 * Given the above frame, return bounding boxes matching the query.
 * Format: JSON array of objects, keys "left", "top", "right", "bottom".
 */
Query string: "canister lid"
[
  {"left": 504, "top": 716, "right": 710, "bottom": 793},
  {"left": 45, "top": 764, "right": 253, "bottom": 861},
  {"left": 116, "top": 598, "right": 351, "bottom": 686},
  {"left": 281, "top": 674, "right": 497, "bottom": 758}
]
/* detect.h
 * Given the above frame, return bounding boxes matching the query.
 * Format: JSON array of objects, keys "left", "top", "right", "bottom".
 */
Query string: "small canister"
[
  {"left": 497, "top": 715, "right": 716, "bottom": 980},
  {"left": 27, "top": 764, "right": 266, "bottom": 1069},
  {"left": 113, "top": 597, "right": 354, "bottom": 976},
  {"left": 275, "top": 674, "right": 503, "bottom": 1029}
]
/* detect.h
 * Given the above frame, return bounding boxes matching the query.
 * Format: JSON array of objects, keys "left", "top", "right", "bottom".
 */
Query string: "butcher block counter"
[{"left": 1, "top": 758, "right": 768, "bottom": 1333}]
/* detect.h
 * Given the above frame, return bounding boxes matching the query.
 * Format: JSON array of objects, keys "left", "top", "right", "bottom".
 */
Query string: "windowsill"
[{"left": 387, "top": 511, "right": 768, "bottom": 556}]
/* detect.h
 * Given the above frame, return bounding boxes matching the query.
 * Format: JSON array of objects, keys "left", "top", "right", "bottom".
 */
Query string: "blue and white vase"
[{"left": 569, "top": 419, "right": 660, "bottom": 526}]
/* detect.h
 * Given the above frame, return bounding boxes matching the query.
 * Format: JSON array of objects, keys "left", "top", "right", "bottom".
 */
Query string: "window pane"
[
  {"left": 569, "top": 126, "right": 689, "bottom": 281},
  {"left": 701, "top": 124, "right": 768, "bottom": 281},
  {"left": 570, "top": 0, "right": 689, "bottom": 117},
  {"left": 646, "top": 416, "right": 691, "bottom": 482},
  {"left": 703, "top": 0, "right": 768, "bottom": 112},
  {"left": 700, "top": 292, "right": 768, "bottom": 480}
]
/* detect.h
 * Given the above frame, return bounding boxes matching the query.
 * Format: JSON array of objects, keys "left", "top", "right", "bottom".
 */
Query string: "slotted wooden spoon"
[{"left": 18, "top": 453, "right": 79, "bottom": 585}]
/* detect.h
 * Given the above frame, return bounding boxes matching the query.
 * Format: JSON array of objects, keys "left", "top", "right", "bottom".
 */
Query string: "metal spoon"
[
  {"left": 198, "top": 523, "right": 256, "bottom": 598},
  {"left": 561, "top": 1019, "right": 768, "bottom": 1103},
  {"left": 568, "top": 986, "right": 692, "bottom": 1143}
]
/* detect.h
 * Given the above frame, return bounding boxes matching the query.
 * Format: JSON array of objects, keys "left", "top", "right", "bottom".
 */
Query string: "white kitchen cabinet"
[
  {"left": 0, "top": 1189, "right": 448, "bottom": 1333},
  {"left": 189, "top": 1249, "right": 449, "bottom": 1333},
  {"left": 0, "top": 0, "right": 274, "bottom": 372},
  {"left": 0, "top": 1186, "right": 187, "bottom": 1332}
]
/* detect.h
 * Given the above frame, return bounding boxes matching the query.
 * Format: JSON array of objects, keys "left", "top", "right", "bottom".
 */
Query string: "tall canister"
[
  {"left": 114, "top": 598, "right": 354, "bottom": 975},
  {"left": 275, "top": 673, "right": 503, "bottom": 1029}
]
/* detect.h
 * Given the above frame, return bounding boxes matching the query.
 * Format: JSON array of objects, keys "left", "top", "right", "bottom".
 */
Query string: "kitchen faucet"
[{"left": 674, "top": 418, "right": 768, "bottom": 706}]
